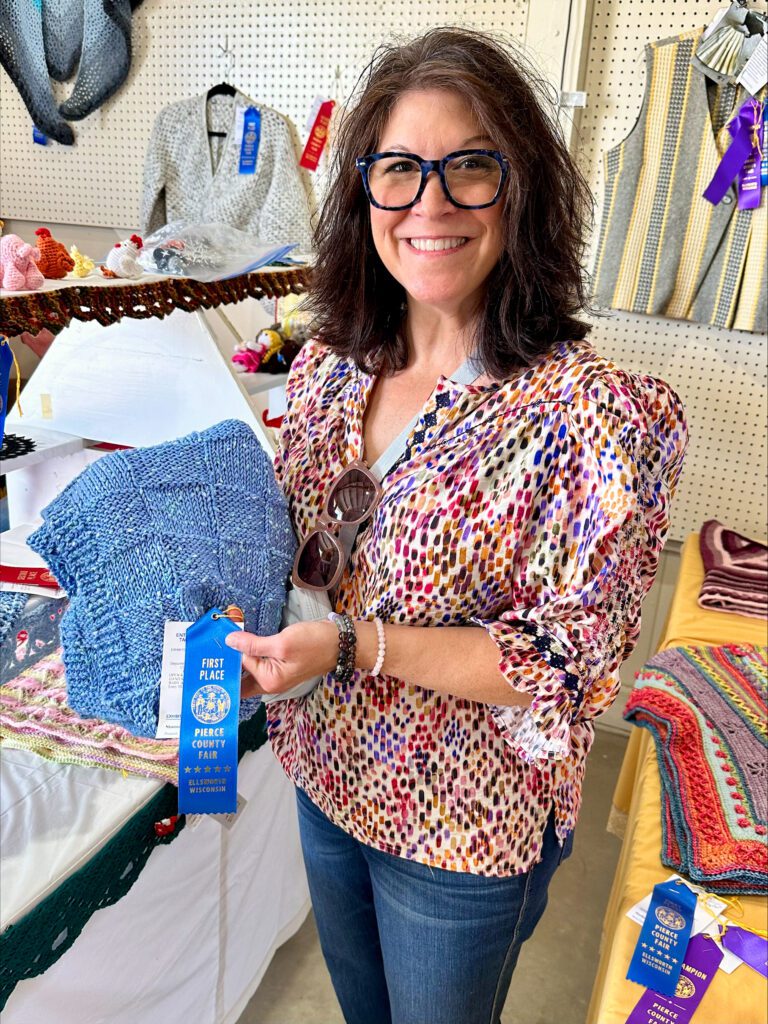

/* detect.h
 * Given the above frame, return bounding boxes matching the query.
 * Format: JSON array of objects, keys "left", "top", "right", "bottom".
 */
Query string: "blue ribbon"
[
  {"left": 239, "top": 106, "right": 261, "bottom": 175},
  {"left": 0, "top": 339, "right": 14, "bottom": 448},
  {"left": 626, "top": 879, "right": 697, "bottom": 996},
  {"left": 704, "top": 99, "right": 763, "bottom": 206},
  {"left": 178, "top": 609, "right": 242, "bottom": 815}
]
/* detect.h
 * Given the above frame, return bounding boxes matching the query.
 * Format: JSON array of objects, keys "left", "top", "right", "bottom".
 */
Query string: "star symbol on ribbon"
[
  {"left": 194, "top": 766, "right": 201, "bottom": 774},
  {"left": 184, "top": 766, "right": 191, "bottom": 774},
  {"left": 224, "top": 765, "right": 231, "bottom": 772},
  {"left": 214, "top": 766, "right": 221, "bottom": 773},
  {"left": 205, "top": 766, "right": 211, "bottom": 773}
]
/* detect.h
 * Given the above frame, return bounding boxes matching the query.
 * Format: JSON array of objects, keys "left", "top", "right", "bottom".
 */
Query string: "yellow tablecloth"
[{"left": 587, "top": 534, "right": 768, "bottom": 1024}]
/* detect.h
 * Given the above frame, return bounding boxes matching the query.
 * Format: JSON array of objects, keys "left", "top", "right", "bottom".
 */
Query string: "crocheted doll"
[
  {"left": 104, "top": 233, "right": 143, "bottom": 278},
  {"left": 35, "top": 228, "right": 75, "bottom": 278},
  {"left": 69, "top": 245, "right": 95, "bottom": 278},
  {"left": 0, "top": 234, "right": 45, "bottom": 291}
]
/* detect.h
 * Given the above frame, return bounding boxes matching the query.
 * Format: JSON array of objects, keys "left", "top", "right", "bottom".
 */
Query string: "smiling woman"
[
  {"left": 227, "top": 25, "right": 688, "bottom": 1024},
  {"left": 309, "top": 28, "right": 593, "bottom": 378}
]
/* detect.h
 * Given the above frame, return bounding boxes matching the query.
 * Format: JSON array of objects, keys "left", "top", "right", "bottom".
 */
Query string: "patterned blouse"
[{"left": 267, "top": 338, "right": 688, "bottom": 876}]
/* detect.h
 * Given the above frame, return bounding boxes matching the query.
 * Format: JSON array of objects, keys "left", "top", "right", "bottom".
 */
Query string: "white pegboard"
[
  {"left": 0, "top": 0, "right": 529, "bottom": 227},
  {"left": 1, "top": 0, "right": 766, "bottom": 543},
  {"left": 576, "top": 0, "right": 768, "bottom": 543}
]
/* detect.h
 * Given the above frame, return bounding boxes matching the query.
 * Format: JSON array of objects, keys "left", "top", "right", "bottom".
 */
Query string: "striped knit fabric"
[
  {"left": 0, "top": 650, "right": 178, "bottom": 783},
  {"left": 625, "top": 644, "right": 767, "bottom": 894},
  {"left": 593, "top": 28, "right": 767, "bottom": 333},
  {"left": 699, "top": 520, "right": 768, "bottom": 620}
]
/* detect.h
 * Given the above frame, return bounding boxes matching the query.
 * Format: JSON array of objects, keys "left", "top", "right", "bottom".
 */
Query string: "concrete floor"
[{"left": 239, "top": 727, "right": 627, "bottom": 1024}]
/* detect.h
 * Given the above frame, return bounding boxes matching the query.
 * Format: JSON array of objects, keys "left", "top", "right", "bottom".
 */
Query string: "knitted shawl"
[
  {"left": 625, "top": 644, "right": 767, "bottom": 894},
  {"left": 28, "top": 419, "right": 296, "bottom": 737}
]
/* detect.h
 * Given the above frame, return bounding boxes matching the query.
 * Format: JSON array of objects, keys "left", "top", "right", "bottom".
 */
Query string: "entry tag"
[
  {"left": 237, "top": 106, "right": 261, "bottom": 175},
  {"left": 157, "top": 620, "right": 191, "bottom": 739},
  {"left": 627, "top": 879, "right": 697, "bottom": 995},
  {"left": 625, "top": 934, "right": 723, "bottom": 1024},
  {"left": 721, "top": 925, "right": 768, "bottom": 977},
  {"left": 177, "top": 608, "right": 243, "bottom": 814},
  {"left": 300, "top": 100, "right": 335, "bottom": 171}
]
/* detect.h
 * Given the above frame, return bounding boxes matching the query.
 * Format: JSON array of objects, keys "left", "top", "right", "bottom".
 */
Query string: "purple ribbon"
[
  {"left": 704, "top": 100, "right": 764, "bottom": 209},
  {"left": 722, "top": 925, "right": 768, "bottom": 978},
  {"left": 626, "top": 934, "right": 723, "bottom": 1024}
]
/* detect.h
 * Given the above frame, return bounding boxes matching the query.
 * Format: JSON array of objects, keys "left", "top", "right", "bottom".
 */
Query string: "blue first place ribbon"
[
  {"left": 239, "top": 106, "right": 261, "bottom": 175},
  {"left": 626, "top": 878, "right": 697, "bottom": 997},
  {"left": 178, "top": 609, "right": 243, "bottom": 815}
]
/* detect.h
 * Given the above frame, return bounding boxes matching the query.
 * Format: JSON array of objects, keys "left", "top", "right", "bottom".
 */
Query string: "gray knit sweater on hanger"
[{"left": 141, "top": 91, "right": 313, "bottom": 250}]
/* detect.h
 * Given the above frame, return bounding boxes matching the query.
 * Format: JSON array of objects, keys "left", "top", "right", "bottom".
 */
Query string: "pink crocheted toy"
[{"left": 0, "top": 233, "right": 45, "bottom": 291}]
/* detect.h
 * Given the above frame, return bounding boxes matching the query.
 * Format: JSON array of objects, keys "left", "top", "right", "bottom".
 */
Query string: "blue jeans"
[{"left": 296, "top": 786, "right": 573, "bottom": 1024}]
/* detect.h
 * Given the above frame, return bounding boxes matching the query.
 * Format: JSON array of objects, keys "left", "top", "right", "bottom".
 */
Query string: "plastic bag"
[{"left": 137, "top": 221, "right": 297, "bottom": 282}]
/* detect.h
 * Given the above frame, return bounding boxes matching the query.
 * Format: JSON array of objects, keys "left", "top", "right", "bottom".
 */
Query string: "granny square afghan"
[
  {"left": 28, "top": 420, "right": 296, "bottom": 738},
  {"left": 625, "top": 643, "right": 767, "bottom": 895}
]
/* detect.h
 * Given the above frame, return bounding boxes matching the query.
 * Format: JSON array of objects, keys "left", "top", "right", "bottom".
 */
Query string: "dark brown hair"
[{"left": 308, "top": 27, "right": 593, "bottom": 378}]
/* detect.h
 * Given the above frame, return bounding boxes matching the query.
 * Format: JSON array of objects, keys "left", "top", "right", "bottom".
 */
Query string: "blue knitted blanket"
[{"left": 28, "top": 420, "right": 296, "bottom": 737}]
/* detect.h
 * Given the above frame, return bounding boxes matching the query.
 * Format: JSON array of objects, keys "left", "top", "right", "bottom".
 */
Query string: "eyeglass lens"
[
  {"left": 367, "top": 153, "right": 503, "bottom": 208},
  {"left": 327, "top": 467, "right": 380, "bottom": 523},
  {"left": 295, "top": 531, "right": 342, "bottom": 588}
]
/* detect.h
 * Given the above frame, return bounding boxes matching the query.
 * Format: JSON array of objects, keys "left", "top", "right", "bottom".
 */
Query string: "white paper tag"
[
  {"left": 187, "top": 792, "right": 247, "bottom": 831},
  {"left": 235, "top": 106, "right": 246, "bottom": 150},
  {"left": 626, "top": 874, "right": 742, "bottom": 974},
  {"left": 305, "top": 95, "right": 325, "bottom": 134},
  {"left": 737, "top": 37, "right": 768, "bottom": 96},
  {"left": 156, "top": 620, "right": 192, "bottom": 739}
]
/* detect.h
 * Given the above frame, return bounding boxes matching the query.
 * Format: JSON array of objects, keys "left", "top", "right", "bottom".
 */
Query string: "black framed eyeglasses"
[{"left": 355, "top": 149, "right": 509, "bottom": 210}]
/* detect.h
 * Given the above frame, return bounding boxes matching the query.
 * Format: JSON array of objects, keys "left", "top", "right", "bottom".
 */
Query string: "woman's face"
[{"left": 369, "top": 88, "right": 506, "bottom": 320}]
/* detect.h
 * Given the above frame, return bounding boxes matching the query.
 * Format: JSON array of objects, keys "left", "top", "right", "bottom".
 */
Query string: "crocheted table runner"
[
  {"left": 0, "top": 265, "right": 310, "bottom": 336},
  {"left": 0, "top": 650, "right": 179, "bottom": 783},
  {"left": 0, "top": 706, "right": 267, "bottom": 1011},
  {"left": 625, "top": 643, "right": 767, "bottom": 895}
]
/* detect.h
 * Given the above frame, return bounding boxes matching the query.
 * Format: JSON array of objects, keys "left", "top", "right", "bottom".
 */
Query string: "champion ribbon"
[
  {"left": 239, "top": 106, "right": 261, "bottom": 175},
  {"left": 721, "top": 925, "right": 768, "bottom": 977},
  {"left": 177, "top": 609, "right": 242, "bottom": 814},
  {"left": 625, "top": 934, "right": 723, "bottom": 1024},
  {"left": 703, "top": 99, "right": 764, "bottom": 208},
  {"left": 627, "top": 879, "right": 697, "bottom": 996},
  {"left": 761, "top": 103, "right": 768, "bottom": 187}
]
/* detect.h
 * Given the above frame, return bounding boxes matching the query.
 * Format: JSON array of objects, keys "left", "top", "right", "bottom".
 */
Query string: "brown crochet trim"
[{"left": 0, "top": 267, "right": 311, "bottom": 336}]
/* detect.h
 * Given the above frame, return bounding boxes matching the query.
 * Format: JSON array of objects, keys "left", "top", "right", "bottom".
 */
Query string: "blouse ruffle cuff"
[{"left": 474, "top": 615, "right": 582, "bottom": 769}]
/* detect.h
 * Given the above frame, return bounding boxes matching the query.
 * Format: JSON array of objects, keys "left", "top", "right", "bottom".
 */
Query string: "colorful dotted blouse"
[{"left": 267, "top": 338, "right": 688, "bottom": 876}]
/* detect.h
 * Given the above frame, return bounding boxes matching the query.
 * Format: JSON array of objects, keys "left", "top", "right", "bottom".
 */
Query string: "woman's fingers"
[{"left": 225, "top": 630, "right": 272, "bottom": 658}]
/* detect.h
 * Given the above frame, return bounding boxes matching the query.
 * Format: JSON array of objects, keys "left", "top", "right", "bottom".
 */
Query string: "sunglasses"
[{"left": 292, "top": 460, "right": 383, "bottom": 591}]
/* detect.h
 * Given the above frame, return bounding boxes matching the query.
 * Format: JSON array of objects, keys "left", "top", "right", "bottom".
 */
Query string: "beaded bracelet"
[
  {"left": 370, "top": 617, "right": 386, "bottom": 677},
  {"left": 328, "top": 612, "right": 357, "bottom": 684}
]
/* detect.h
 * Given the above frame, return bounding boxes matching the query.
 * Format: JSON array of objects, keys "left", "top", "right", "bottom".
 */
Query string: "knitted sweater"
[
  {"left": 28, "top": 419, "right": 296, "bottom": 737},
  {"left": 141, "top": 92, "right": 313, "bottom": 249}
]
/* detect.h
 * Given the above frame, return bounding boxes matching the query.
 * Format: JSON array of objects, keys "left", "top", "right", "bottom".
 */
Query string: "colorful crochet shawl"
[
  {"left": 624, "top": 644, "right": 767, "bottom": 895},
  {"left": 0, "top": 650, "right": 178, "bottom": 783}
]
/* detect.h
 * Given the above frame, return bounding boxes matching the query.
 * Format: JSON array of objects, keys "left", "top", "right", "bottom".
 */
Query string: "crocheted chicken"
[
  {"left": 35, "top": 227, "right": 75, "bottom": 279},
  {"left": 69, "top": 245, "right": 95, "bottom": 278},
  {"left": 104, "top": 234, "right": 144, "bottom": 279}
]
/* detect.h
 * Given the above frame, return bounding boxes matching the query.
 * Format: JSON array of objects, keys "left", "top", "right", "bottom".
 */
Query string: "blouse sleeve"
[
  {"left": 141, "top": 109, "right": 168, "bottom": 236},
  {"left": 477, "top": 380, "right": 687, "bottom": 769},
  {"left": 273, "top": 340, "right": 328, "bottom": 490}
]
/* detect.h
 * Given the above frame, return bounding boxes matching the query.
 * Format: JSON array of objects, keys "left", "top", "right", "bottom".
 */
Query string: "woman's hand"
[{"left": 225, "top": 620, "right": 338, "bottom": 698}]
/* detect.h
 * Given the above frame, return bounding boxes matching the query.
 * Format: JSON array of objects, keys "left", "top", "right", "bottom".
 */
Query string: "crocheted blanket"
[
  {"left": 625, "top": 644, "right": 768, "bottom": 894},
  {"left": 0, "top": 650, "right": 178, "bottom": 783}
]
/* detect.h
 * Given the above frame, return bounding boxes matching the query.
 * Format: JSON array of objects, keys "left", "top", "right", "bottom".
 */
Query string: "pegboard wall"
[
  {"left": 1, "top": 0, "right": 766, "bottom": 542},
  {"left": 0, "top": 0, "right": 529, "bottom": 226},
  {"left": 575, "top": 0, "right": 767, "bottom": 543}
]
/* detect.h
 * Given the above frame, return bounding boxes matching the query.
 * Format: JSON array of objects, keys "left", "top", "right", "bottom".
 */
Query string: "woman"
[{"left": 227, "top": 27, "right": 687, "bottom": 1024}]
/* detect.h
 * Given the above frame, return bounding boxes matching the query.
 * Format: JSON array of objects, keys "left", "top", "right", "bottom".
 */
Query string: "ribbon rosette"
[{"left": 704, "top": 99, "right": 764, "bottom": 210}]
